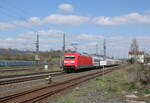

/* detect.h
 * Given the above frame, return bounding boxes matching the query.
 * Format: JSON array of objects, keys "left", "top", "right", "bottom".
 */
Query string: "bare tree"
[
  {"left": 130, "top": 38, "right": 139, "bottom": 52},
  {"left": 130, "top": 38, "right": 139, "bottom": 61}
]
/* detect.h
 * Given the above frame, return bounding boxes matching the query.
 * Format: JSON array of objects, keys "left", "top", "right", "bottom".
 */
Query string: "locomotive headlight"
[
  {"left": 70, "top": 61, "right": 75, "bottom": 63},
  {"left": 64, "top": 61, "right": 75, "bottom": 63},
  {"left": 64, "top": 61, "right": 69, "bottom": 63}
]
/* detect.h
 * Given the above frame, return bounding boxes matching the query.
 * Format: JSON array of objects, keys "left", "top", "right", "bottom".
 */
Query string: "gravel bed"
[
  {"left": 39, "top": 79, "right": 124, "bottom": 103},
  {"left": 0, "top": 69, "right": 104, "bottom": 99},
  {"left": 39, "top": 66, "right": 149, "bottom": 103},
  {"left": 0, "top": 79, "right": 47, "bottom": 97},
  {"left": 0, "top": 65, "right": 61, "bottom": 76},
  {"left": 39, "top": 68, "right": 125, "bottom": 103},
  {"left": 0, "top": 72, "right": 71, "bottom": 95}
]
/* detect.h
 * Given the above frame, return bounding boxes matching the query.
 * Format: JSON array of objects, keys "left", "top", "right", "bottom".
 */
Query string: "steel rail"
[
  {"left": 0, "top": 70, "right": 61, "bottom": 79},
  {"left": 0, "top": 71, "right": 64, "bottom": 85},
  {"left": 0, "top": 66, "right": 120, "bottom": 103}
]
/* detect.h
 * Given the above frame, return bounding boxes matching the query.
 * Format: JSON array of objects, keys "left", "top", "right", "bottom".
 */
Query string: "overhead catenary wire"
[
  {"left": 0, "top": 1, "right": 68, "bottom": 53},
  {"left": 0, "top": 0, "right": 53, "bottom": 31},
  {"left": 0, "top": 0, "right": 32, "bottom": 19},
  {"left": 0, "top": 1, "right": 41, "bottom": 52},
  {"left": 0, "top": 6, "right": 37, "bottom": 33}
]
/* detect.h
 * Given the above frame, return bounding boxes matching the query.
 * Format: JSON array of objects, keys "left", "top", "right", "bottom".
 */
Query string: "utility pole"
[
  {"left": 71, "top": 43, "right": 78, "bottom": 52},
  {"left": 36, "top": 33, "right": 39, "bottom": 54},
  {"left": 103, "top": 39, "right": 106, "bottom": 59},
  {"left": 62, "top": 32, "right": 65, "bottom": 53},
  {"left": 61, "top": 32, "right": 65, "bottom": 68},
  {"left": 96, "top": 43, "right": 98, "bottom": 55},
  {"left": 35, "top": 32, "right": 39, "bottom": 65}
]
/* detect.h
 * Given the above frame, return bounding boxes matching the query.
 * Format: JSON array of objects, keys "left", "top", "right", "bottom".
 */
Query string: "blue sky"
[{"left": 0, "top": 0, "right": 150, "bottom": 58}]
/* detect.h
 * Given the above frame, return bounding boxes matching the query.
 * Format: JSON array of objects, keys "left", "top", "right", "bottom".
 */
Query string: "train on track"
[{"left": 63, "top": 52, "right": 121, "bottom": 73}]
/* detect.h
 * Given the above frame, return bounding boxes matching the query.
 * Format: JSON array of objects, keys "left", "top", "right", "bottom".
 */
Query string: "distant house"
[{"left": 128, "top": 51, "right": 144, "bottom": 63}]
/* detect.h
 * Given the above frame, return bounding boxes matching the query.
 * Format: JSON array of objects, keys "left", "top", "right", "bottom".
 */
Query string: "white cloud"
[
  {"left": 0, "top": 29, "right": 65, "bottom": 50},
  {"left": 92, "top": 12, "right": 150, "bottom": 25},
  {"left": 58, "top": 3, "right": 74, "bottom": 12},
  {"left": 37, "top": 29, "right": 63, "bottom": 36},
  {"left": 86, "top": 42, "right": 98, "bottom": 46},
  {"left": 42, "top": 14, "right": 90, "bottom": 26},
  {"left": 144, "top": 10, "right": 150, "bottom": 14},
  {"left": 1, "top": 11, "right": 150, "bottom": 30},
  {"left": 76, "top": 34, "right": 103, "bottom": 41},
  {"left": 0, "top": 14, "right": 90, "bottom": 30},
  {"left": 0, "top": 22, "right": 15, "bottom": 30},
  {"left": 17, "top": 29, "right": 63, "bottom": 39}
]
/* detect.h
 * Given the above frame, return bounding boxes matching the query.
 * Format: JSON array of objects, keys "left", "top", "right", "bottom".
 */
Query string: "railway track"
[
  {"left": 0, "top": 71, "right": 64, "bottom": 85},
  {"left": 0, "top": 68, "right": 30, "bottom": 72},
  {"left": 0, "top": 66, "right": 120, "bottom": 103},
  {"left": 0, "top": 70, "right": 62, "bottom": 79},
  {"left": 0, "top": 66, "right": 40, "bottom": 72}
]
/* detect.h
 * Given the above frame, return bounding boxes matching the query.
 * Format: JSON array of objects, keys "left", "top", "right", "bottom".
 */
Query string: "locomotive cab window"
[{"left": 64, "top": 55, "right": 75, "bottom": 59}]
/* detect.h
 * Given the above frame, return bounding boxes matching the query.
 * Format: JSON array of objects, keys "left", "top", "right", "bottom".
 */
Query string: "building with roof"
[{"left": 128, "top": 51, "right": 144, "bottom": 63}]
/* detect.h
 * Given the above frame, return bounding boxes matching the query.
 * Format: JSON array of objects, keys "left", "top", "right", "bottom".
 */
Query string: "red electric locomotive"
[{"left": 63, "top": 52, "right": 94, "bottom": 72}]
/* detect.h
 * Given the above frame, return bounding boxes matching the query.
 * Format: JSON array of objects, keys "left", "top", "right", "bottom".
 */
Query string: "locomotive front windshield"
[{"left": 64, "top": 55, "right": 75, "bottom": 59}]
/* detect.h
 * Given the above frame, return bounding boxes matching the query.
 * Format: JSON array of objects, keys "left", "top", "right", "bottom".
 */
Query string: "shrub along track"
[
  {"left": 0, "top": 66, "right": 121, "bottom": 103},
  {"left": 0, "top": 71, "right": 64, "bottom": 85}
]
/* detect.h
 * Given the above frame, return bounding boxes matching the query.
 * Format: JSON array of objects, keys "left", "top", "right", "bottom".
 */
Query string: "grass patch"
[
  {"left": 53, "top": 65, "right": 150, "bottom": 103},
  {"left": 94, "top": 69, "right": 138, "bottom": 94},
  {"left": 139, "top": 88, "right": 150, "bottom": 94},
  {"left": 55, "top": 69, "right": 127, "bottom": 103}
]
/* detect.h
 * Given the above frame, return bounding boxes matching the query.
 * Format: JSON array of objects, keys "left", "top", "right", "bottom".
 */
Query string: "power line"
[
  {"left": 0, "top": 1, "right": 63, "bottom": 53},
  {"left": 0, "top": 6, "right": 21, "bottom": 19},
  {"left": 0, "top": 2, "right": 41, "bottom": 52},
  {"left": 0, "top": 6, "right": 37, "bottom": 32},
  {"left": 0, "top": 1, "right": 39, "bottom": 32},
  {"left": 0, "top": 1, "right": 31, "bottom": 18},
  {"left": 0, "top": 0, "right": 57, "bottom": 32},
  {"left": 0, "top": 1, "right": 51, "bottom": 31}
]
